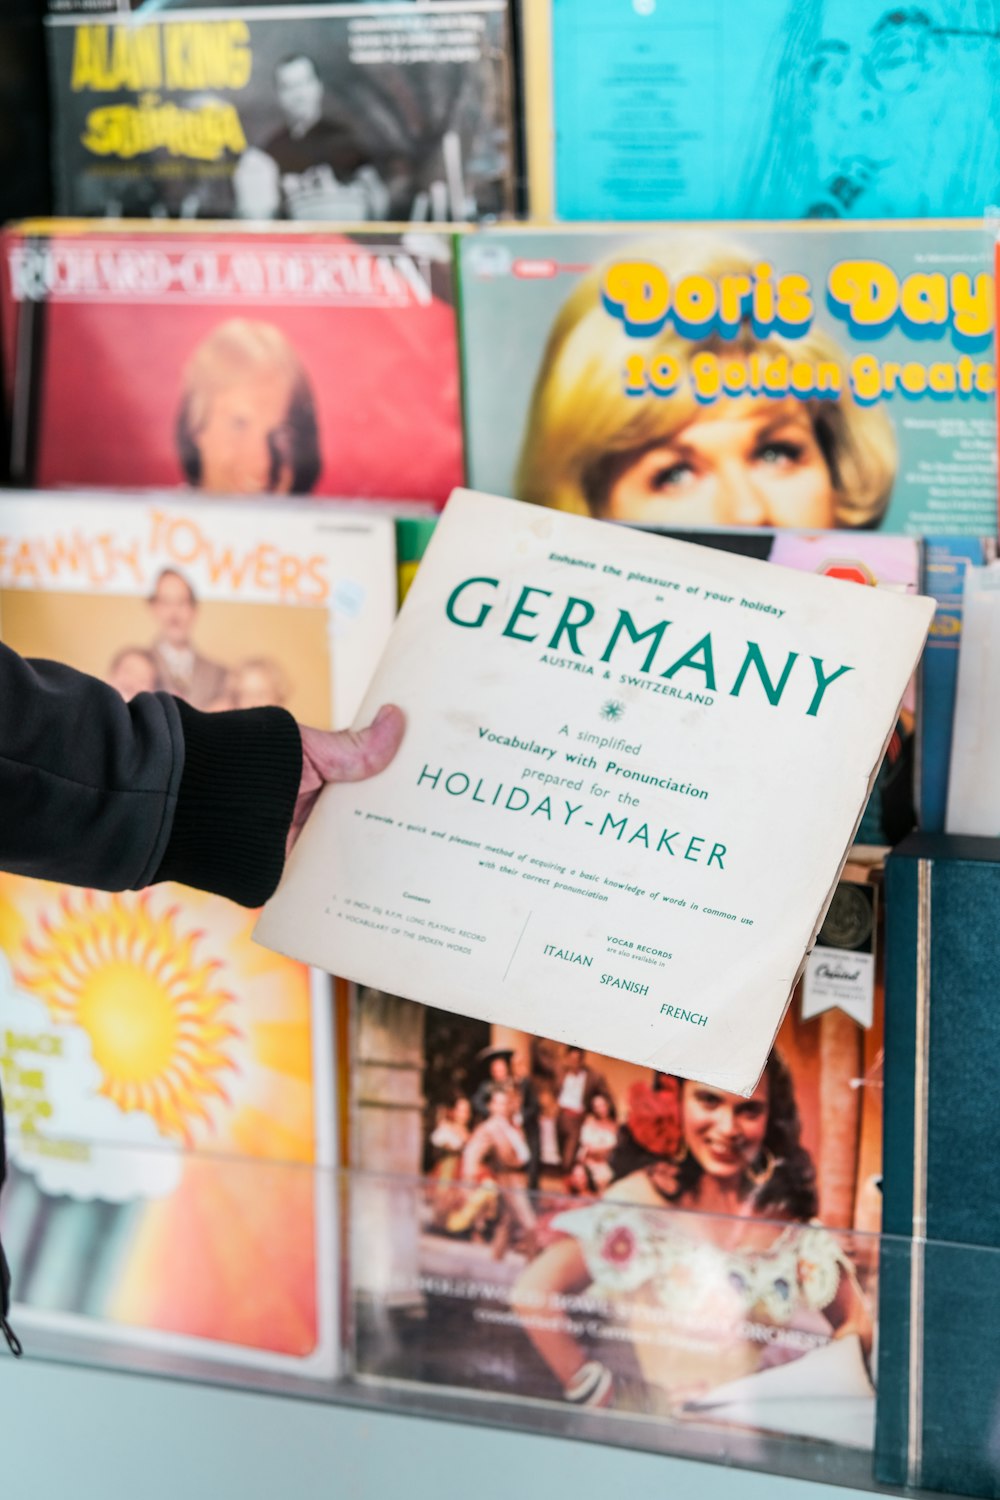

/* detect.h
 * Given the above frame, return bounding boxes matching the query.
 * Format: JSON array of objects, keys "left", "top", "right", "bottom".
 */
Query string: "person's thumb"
[{"left": 301, "top": 704, "right": 405, "bottom": 785}]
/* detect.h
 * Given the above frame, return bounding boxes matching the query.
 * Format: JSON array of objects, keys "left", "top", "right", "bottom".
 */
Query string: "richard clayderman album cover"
[{"left": 2, "top": 222, "right": 465, "bottom": 502}]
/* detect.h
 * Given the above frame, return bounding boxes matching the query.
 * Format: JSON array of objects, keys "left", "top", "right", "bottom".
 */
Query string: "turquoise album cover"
[{"left": 550, "top": 0, "right": 1000, "bottom": 222}]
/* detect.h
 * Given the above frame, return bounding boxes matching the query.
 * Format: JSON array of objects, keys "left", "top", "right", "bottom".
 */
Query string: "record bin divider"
[{"left": 3, "top": 1150, "right": 997, "bottom": 1496}]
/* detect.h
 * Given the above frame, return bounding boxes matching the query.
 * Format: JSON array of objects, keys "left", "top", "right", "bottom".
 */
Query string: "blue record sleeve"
[
  {"left": 877, "top": 833, "right": 1000, "bottom": 1496},
  {"left": 918, "top": 539, "right": 993, "bottom": 833}
]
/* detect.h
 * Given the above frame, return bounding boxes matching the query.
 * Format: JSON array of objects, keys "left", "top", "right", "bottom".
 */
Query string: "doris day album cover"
[{"left": 459, "top": 223, "right": 996, "bottom": 539}]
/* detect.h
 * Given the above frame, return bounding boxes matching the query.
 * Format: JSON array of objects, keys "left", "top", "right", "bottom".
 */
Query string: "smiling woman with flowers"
[{"left": 510, "top": 1053, "right": 873, "bottom": 1421}]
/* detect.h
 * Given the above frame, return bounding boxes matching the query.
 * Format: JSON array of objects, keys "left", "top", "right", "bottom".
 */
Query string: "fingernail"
[{"left": 372, "top": 704, "right": 395, "bottom": 727}]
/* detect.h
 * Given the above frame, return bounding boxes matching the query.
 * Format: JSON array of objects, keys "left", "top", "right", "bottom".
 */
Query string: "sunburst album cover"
[{"left": 0, "top": 883, "right": 337, "bottom": 1372}]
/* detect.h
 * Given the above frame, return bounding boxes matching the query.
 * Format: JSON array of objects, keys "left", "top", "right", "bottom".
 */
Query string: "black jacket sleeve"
[
  {"left": 153, "top": 697, "right": 302, "bottom": 907},
  {"left": 0, "top": 640, "right": 302, "bottom": 908}
]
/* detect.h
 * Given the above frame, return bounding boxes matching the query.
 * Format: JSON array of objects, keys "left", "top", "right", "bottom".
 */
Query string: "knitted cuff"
[{"left": 152, "top": 699, "right": 302, "bottom": 908}]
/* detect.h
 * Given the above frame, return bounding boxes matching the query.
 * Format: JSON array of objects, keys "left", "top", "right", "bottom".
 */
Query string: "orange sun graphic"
[{"left": 17, "top": 890, "right": 240, "bottom": 1146}]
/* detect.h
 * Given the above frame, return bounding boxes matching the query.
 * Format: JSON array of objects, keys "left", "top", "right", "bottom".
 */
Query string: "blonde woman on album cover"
[
  {"left": 511, "top": 1054, "right": 874, "bottom": 1417},
  {"left": 176, "top": 320, "right": 321, "bottom": 496},
  {"left": 515, "top": 242, "right": 897, "bottom": 531}
]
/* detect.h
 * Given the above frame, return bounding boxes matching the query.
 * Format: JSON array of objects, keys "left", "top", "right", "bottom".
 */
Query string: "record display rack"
[{"left": 2, "top": 1156, "right": 995, "bottom": 1499}]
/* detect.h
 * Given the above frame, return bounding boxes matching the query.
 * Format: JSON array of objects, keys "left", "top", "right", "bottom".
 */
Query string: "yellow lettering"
[
  {"left": 673, "top": 273, "right": 716, "bottom": 327},
  {"left": 81, "top": 106, "right": 122, "bottom": 155},
  {"left": 648, "top": 354, "right": 680, "bottom": 394},
  {"left": 752, "top": 263, "right": 775, "bottom": 326},
  {"left": 228, "top": 21, "right": 252, "bottom": 87},
  {"left": 815, "top": 360, "right": 841, "bottom": 393},
  {"left": 900, "top": 272, "right": 948, "bottom": 327},
  {"left": 882, "top": 360, "right": 902, "bottom": 391},
  {"left": 164, "top": 20, "right": 251, "bottom": 90},
  {"left": 951, "top": 272, "right": 994, "bottom": 341},
  {"left": 775, "top": 273, "right": 813, "bottom": 326},
  {"left": 851, "top": 353, "right": 883, "bottom": 403},
  {"left": 717, "top": 272, "right": 751, "bottom": 326},
  {"left": 623, "top": 353, "right": 647, "bottom": 394},
  {"left": 163, "top": 25, "right": 188, "bottom": 87},
  {"left": 71, "top": 26, "right": 100, "bottom": 90},
  {"left": 690, "top": 351, "right": 721, "bottom": 401},
  {"left": 218, "top": 104, "right": 247, "bottom": 153},
  {"left": 603, "top": 261, "right": 670, "bottom": 331},
  {"left": 722, "top": 359, "right": 747, "bottom": 393},
  {"left": 828, "top": 259, "right": 898, "bottom": 325},
  {"left": 127, "top": 26, "right": 162, "bottom": 90},
  {"left": 80, "top": 101, "right": 246, "bottom": 160},
  {"left": 900, "top": 361, "right": 928, "bottom": 395},
  {"left": 928, "top": 362, "right": 957, "bottom": 394},
  {"left": 759, "top": 352, "right": 789, "bottom": 394},
  {"left": 71, "top": 24, "right": 162, "bottom": 91},
  {"left": 790, "top": 359, "right": 816, "bottom": 394}
]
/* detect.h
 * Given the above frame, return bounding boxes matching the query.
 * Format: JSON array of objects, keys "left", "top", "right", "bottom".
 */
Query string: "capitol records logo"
[{"left": 802, "top": 942, "right": 875, "bottom": 1028}]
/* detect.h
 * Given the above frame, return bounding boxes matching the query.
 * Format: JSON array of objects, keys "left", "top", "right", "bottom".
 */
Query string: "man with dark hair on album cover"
[
  {"left": 233, "top": 53, "right": 389, "bottom": 222},
  {"left": 555, "top": 1047, "right": 610, "bottom": 1173}
]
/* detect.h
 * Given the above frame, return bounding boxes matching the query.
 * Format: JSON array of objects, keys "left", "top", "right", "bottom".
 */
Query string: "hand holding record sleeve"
[
  {"left": 289, "top": 707, "right": 406, "bottom": 857},
  {"left": 255, "top": 490, "right": 934, "bottom": 1094}
]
